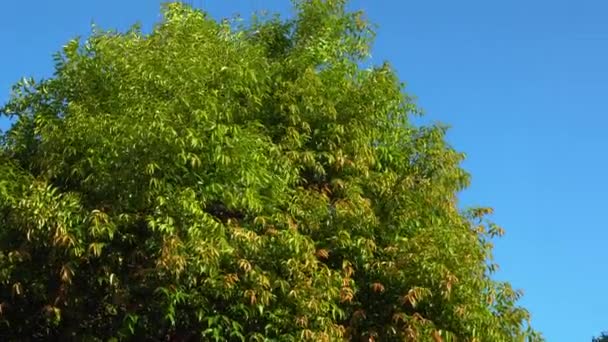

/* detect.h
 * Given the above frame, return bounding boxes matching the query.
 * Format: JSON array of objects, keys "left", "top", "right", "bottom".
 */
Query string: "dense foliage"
[
  {"left": 0, "top": 1, "right": 541, "bottom": 340},
  {"left": 594, "top": 332, "right": 608, "bottom": 342}
]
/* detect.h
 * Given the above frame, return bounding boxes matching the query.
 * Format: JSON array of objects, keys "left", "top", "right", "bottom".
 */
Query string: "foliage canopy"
[
  {"left": 0, "top": 1, "right": 540, "bottom": 340},
  {"left": 594, "top": 332, "right": 608, "bottom": 342}
]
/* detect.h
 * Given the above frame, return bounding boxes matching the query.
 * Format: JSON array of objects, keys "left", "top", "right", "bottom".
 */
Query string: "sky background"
[{"left": 1, "top": 1, "right": 607, "bottom": 340}]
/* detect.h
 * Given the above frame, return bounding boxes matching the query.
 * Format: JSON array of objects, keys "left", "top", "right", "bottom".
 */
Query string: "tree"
[
  {"left": 594, "top": 332, "right": 608, "bottom": 342},
  {"left": 0, "top": 1, "right": 541, "bottom": 340}
]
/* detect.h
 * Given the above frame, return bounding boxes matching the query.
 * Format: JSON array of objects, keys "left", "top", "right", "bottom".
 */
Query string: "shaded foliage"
[
  {"left": 594, "top": 332, "right": 608, "bottom": 342},
  {"left": 0, "top": 1, "right": 541, "bottom": 340}
]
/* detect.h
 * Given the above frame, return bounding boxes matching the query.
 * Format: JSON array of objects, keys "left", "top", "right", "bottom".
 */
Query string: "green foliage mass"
[
  {"left": 594, "top": 332, "right": 608, "bottom": 342},
  {"left": 0, "top": 1, "right": 541, "bottom": 340}
]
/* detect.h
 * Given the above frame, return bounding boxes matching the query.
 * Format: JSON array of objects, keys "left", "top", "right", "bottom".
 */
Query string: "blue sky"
[{"left": 1, "top": 1, "right": 606, "bottom": 340}]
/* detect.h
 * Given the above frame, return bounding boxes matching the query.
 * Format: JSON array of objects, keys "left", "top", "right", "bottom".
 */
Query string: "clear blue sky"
[{"left": 1, "top": 1, "right": 606, "bottom": 340}]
